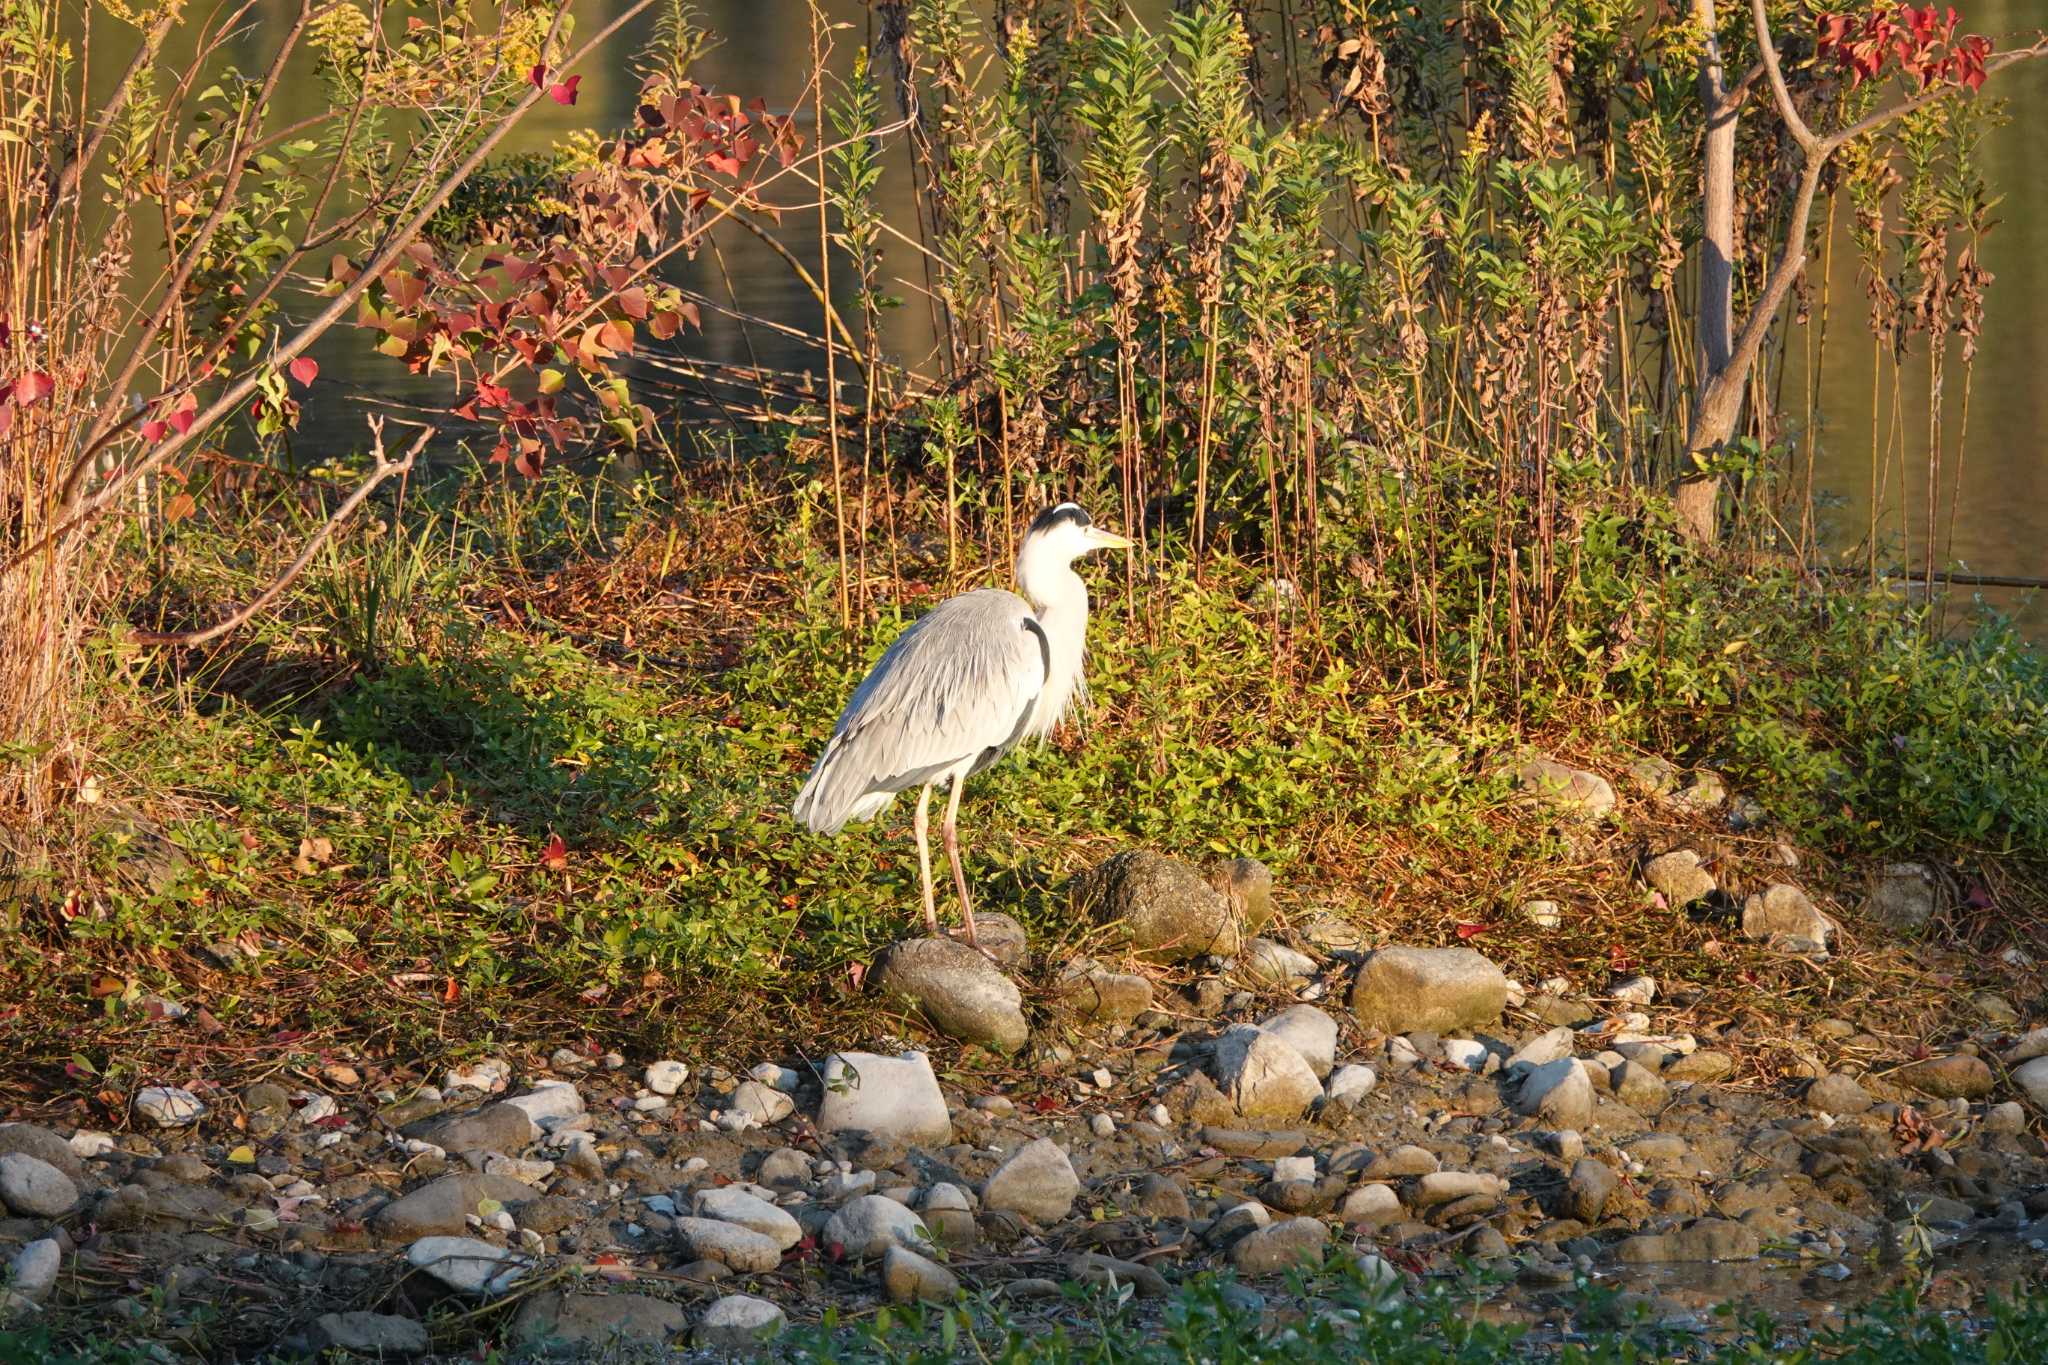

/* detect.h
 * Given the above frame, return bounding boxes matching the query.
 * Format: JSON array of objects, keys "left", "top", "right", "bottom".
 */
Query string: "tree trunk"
[{"left": 1683, "top": 0, "right": 1739, "bottom": 548}]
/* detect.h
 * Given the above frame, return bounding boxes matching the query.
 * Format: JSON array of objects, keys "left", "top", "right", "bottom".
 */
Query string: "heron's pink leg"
[{"left": 941, "top": 771, "right": 977, "bottom": 948}]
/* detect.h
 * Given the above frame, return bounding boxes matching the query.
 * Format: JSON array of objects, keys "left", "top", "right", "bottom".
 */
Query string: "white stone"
[
  {"left": 981, "top": 1138, "right": 1081, "bottom": 1223},
  {"left": 1439, "top": 1039, "right": 1493, "bottom": 1073},
  {"left": 2013, "top": 1056, "right": 2048, "bottom": 1112},
  {"left": 1272, "top": 1156, "right": 1315, "bottom": 1183},
  {"left": 1505, "top": 1027, "right": 1576, "bottom": 1073},
  {"left": 134, "top": 1086, "right": 204, "bottom": 1127},
  {"left": 6, "top": 1239, "right": 59, "bottom": 1305},
  {"left": 1327, "top": 1065, "right": 1377, "bottom": 1105},
  {"left": 501, "top": 1082, "right": 583, "bottom": 1128},
  {"left": 67, "top": 1131, "right": 115, "bottom": 1159},
  {"left": 823, "top": 1195, "right": 930, "bottom": 1259},
  {"left": 673, "top": 1216, "right": 783, "bottom": 1272},
  {"left": 1211, "top": 1025, "right": 1323, "bottom": 1121},
  {"left": 405, "top": 1236, "right": 530, "bottom": 1296},
  {"left": 695, "top": 1188, "right": 803, "bottom": 1251},
  {"left": 293, "top": 1093, "right": 338, "bottom": 1124},
  {"left": 923, "top": 1183, "right": 973, "bottom": 1212},
  {"left": 1146, "top": 1103, "right": 1172, "bottom": 1127},
  {"left": 1516, "top": 1058, "right": 1594, "bottom": 1130},
  {"left": 693, "top": 1294, "right": 785, "bottom": 1349},
  {"left": 1339, "top": 1183, "right": 1401, "bottom": 1223},
  {"left": 2003, "top": 1028, "right": 2048, "bottom": 1065},
  {"left": 644, "top": 1060, "right": 689, "bottom": 1095},
  {"left": 728, "top": 1081, "right": 795, "bottom": 1125},
  {"left": 750, "top": 1063, "right": 801, "bottom": 1092},
  {"left": 1089, "top": 1113, "right": 1116, "bottom": 1138},
  {"left": 1520, "top": 900, "right": 1563, "bottom": 928},
  {"left": 1609, "top": 975, "right": 1657, "bottom": 1006},
  {"left": 1241, "top": 938, "right": 1318, "bottom": 985},
  {"left": 1258, "top": 1005, "right": 1340, "bottom": 1079},
  {"left": 815, "top": 1052, "right": 951, "bottom": 1145},
  {"left": 443, "top": 1059, "right": 511, "bottom": 1093}
]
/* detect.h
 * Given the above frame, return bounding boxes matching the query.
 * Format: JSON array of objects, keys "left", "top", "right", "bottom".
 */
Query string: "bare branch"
[
  {"left": 1750, "top": 0, "right": 1817, "bottom": 152},
  {"left": 131, "top": 420, "right": 434, "bottom": 648}
]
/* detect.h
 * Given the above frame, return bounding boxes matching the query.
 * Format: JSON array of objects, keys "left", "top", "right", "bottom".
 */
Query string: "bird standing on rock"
[{"left": 792, "top": 504, "right": 1133, "bottom": 946}]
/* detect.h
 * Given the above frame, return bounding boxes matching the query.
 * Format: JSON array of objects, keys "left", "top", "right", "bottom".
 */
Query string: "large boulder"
[
  {"left": 870, "top": 937, "right": 1029, "bottom": 1052},
  {"left": 1071, "top": 850, "right": 1241, "bottom": 962},
  {"left": 815, "top": 1052, "right": 951, "bottom": 1146},
  {"left": 1348, "top": 946, "right": 1507, "bottom": 1035}
]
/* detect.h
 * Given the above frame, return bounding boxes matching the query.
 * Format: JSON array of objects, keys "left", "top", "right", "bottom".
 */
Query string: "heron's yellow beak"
[{"left": 1087, "top": 528, "right": 1135, "bottom": 550}]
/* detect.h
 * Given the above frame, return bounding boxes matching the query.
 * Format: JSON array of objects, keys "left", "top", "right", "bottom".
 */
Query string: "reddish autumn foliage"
[{"left": 1816, "top": 4, "right": 1993, "bottom": 91}]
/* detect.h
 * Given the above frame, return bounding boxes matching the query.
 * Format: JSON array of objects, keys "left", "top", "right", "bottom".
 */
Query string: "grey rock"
[
  {"left": 1663, "top": 1051, "right": 1735, "bottom": 1084},
  {"left": 692, "top": 1294, "right": 785, "bottom": 1350},
  {"left": 1566, "top": 1159, "right": 1617, "bottom": 1223},
  {"left": 1072, "top": 850, "right": 1242, "bottom": 963},
  {"left": 1642, "top": 850, "right": 1717, "bottom": 906},
  {"left": 1627, "top": 756, "right": 1683, "bottom": 798},
  {"left": 0, "top": 1126, "right": 84, "bottom": 1184},
  {"left": 1864, "top": 863, "right": 1937, "bottom": 933},
  {"left": 405, "top": 1236, "right": 532, "bottom": 1296},
  {"left": 1349, "top": 946, "right": 1507, "bottom": 1035},
  {"left": 882, "top": 1245, "right": 959, "bottom": 1303},
  {"left": 1611, "top": 1060, "right": 1669, "bottom": 1112},
  {"left": 370, "top": 1173, "right": 539, "bottom": 1242},
  {"left": 1326, "top": 1064, "right": 1377, "bottom": 1106},
  {"left": 1742, "top": 885, "right": 1836, "bottom": 952},
  {"left": 1068, "top": 1252, "right": 1170, "bottom": 1298},
  {"left": 757, "top": 1148, "right": 812, "bottom": 1186},
  {"left": 1229, "top": 1217, "right": 1329, "bottom": 1275},
  {"left": 1505, "top": 1027, "right": 1575, "bottom": 1073},
  {"left": 409, "top": 1102, "right": 536, "bottom": 1155},
  {"left": 1806, "top": 1072, "right": 1873, "bottom": 1115},
  {"left": 1258, "top": 1004, "right": 1339, "bottom": 1079},
  {"left": 981, "top": 1139, "right": 1080, "bottom": 1223},
  {"left": 1339, "top": 1183, "right": 1401, "bottom": 1224},
  {"left": 694, "top": 1188, "right": 803, "bottom": 1251},
  {"left": 1985, "top": 1102, "right": 2027, "bottom": 1133},
  {"left": 871, "top": 937, "right": 1029, "bottom": 1052},
  {"left": 510, "top": 1291, "right": 688, "bottom": 1350},
  {"left": 5, "top": 1239, "right": 59, "bottom": 1306},
  {"left": 1516, "top": 1058, "right": 1593, "bottom": 1130},
  {"left": 1052, "top": 959, "right": 1154, "bottom": 1026},
  {"left": 501, "top": 1083, "right": 583, "bottom": 1130},
  {"left": 1614, "top": 1219, "right": 1759, "bottom": 1264},
  {"left": 0, "top": 1154, "right": 78, "bottom": 1218},
  {"left": 1132, "top": 1174, "right": 1190, "bottom": 1221},
  {"left": 1894, "top": 1055, "right": 1994, "bottom": 1101},
  {"left": 1207, "top": 858, "right": 1276, "bottom": 935},
  {"left": 815, "top": 1052, "right": 951, "bottom": 1146},
  {"left": 308, "top": 1311, "right": 431, "bottom": 1357},
  {"left": 673, "top": 1217, "right": 783, "bottom": 1272},
  {"left": 1413, "top": 1172, "right": 1507, "bottom": 1206},
  {"left": 823, "top": 1195, "right": 929, "bottom": 1259},
  {"left": 1241, "top": 938, "right": 1316, "bottom": 986},
  {"left": 1211, "top": 1026, "right": 1323, "bottom": 1122},
  {"left": 1515, "top": 756, "right": 1616, "bottom": 820}
]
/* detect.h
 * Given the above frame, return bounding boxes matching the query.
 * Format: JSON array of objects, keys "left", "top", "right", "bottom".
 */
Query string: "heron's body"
[{"left": 793, "top": 505, "right": 1130, "bottom": 943}]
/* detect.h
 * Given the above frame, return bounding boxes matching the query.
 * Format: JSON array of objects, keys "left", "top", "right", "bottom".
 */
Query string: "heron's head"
[{"left": 1022, "top": 503, "right": 1133, "bottom": 564}]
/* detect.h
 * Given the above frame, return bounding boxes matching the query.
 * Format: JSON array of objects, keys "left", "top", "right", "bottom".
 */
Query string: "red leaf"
[
  {"left": 442, "top": 976, "right": 459, "bottom": 1004},
  {"left": 541, "top": 833, "right": 568, "bottom": 871},
  {"left": 289, "top": 356, "right": 319, "bottom": 386},
  {"left": 706, "top": 153, "right": 742, "bottom": 177},
  {"left": 142, "top": 418, "right": 167, "bottom": 442},
  {"left": 528, "top": 62, "right": 547, "bottom": 89},
  {"left": 1453, "top": 921, "right": 1489, "bottom": 940},
  {"left": 549, "top": 75, "right": 581, "bottom": 106},
  {"left": 168, "top": 407, "right": 195, "bottom": 435},
  {"left": 14, "top": 371, "right": 53, "bottom": 405}
]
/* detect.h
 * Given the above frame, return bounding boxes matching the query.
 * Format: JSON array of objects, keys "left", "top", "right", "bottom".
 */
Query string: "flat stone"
[
  {"left": 308, "top": 1310, "right": 431, "bottom": 1357},
  {"left": 1068, "top": 1252, "right": 1170, "bottom": 1298},
  {"left": 371, "top": 1173, "right": 540, "bottom": 1242},
  {"left": 982, "top": 1138, "right": 1081, "bottom": 1223},
  {"left": 673, "top": 1216, "right": 783, "bottom": 1272},
  {"left": 1515, "top": 756, "right": 1615, "bottom": 820},
  {"left": 1663, "top": 1051, "right": 1735, "bottom": 1084},
  {"left": 692, "top": 1294, "right": 785, "bottom": 1349},
  {"left": 134, "top": 1086, "right": 205, "bottom": 1127},
  {"left": 1258, "top": 1004, "right": 1339, "bottom": 1079},
  {"left": 815, "top": 1052, "right": 951, "bottom": 1146},
  {"left": 1072, "top": 849, "right": 1242, "bottom": 963},
  {"left": 882, "top": 1245, "right": 960, "bottom": 1303},
  {"left": 1414, "top": 1172, "right": 1507, "bottom": 1206},
  {"left": 1614, "top": 1218, "right": 1758, "bottom": 1264},
  {"left": 408, "top": 1102, "right": 536, "bottom": 1154},
  {"left": 1642, "top": 850, "right": 1717, "bottom": 906},
  {"left": 1241, "top": 938, "right": 1317, "bottom": 986},
  {"left": 1349, "top": 947, "right": 1507, "bottom": 1035},
  {"left": 1516, "top": 1059, "right": 1593, "bottom": 1130},
  {"left": 0, "top": 1153, "right": 78, "bottom": 1218},
  {"left": 1440, "top": 1038, "right": 1493, "bottom": 1073},
  {"left": 822, "top": 1195, "right": 929, "bottom": 1259},
  {"left": 1052, "top": 959, "right": 1155, "bottom": 1026},
  {"left": 405, "top": 1236, "right": 532, "bottom": 1296},
  {"left": 871, "top": 936, "right": 1029, "bottom": 1052},
  {"left": 1229, "top": 1217, "right": 1329, "bottom": 1275},
  {"left": 1211, "top": 1026, "right": 1323, "bottom": 1122},
  {"left": 1806, "top": 1073, "right": 1873, "bottom": 1115},
  {"left": 1894, "top": 1055, "right": 1994, "bottom": 1101},
  {"left": 1200, "top": 1127, "right": 1307, "bottom": 1159},
  {"left": 694, "top": 1188, "right": 803, "bottom": 1250},
  {"left": 501, "top": 1083, "right": 584, "bottom": 1129},
  {"left": 510, "top": 1291, "right": 688, "bottom": 1350}
]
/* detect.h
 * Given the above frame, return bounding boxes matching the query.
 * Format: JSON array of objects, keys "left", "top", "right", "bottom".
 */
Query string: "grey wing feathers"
[{"left": 793, "top": 590, "right": 1048, "bottom": 834}]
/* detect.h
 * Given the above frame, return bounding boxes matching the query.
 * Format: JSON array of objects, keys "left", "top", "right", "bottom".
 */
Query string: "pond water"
[{"left": 92, "top": 0, "right": 2047, "bottom": 632}]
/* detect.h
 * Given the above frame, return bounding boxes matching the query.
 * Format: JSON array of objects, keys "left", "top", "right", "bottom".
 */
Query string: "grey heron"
[{"left": 792, "top": 504, "right": 1133, "bottom": 945}]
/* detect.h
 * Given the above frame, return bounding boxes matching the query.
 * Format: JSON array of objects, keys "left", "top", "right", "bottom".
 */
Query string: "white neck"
[{"left": 1016, "top": 540, "right": 1089, "bottom": 738}]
